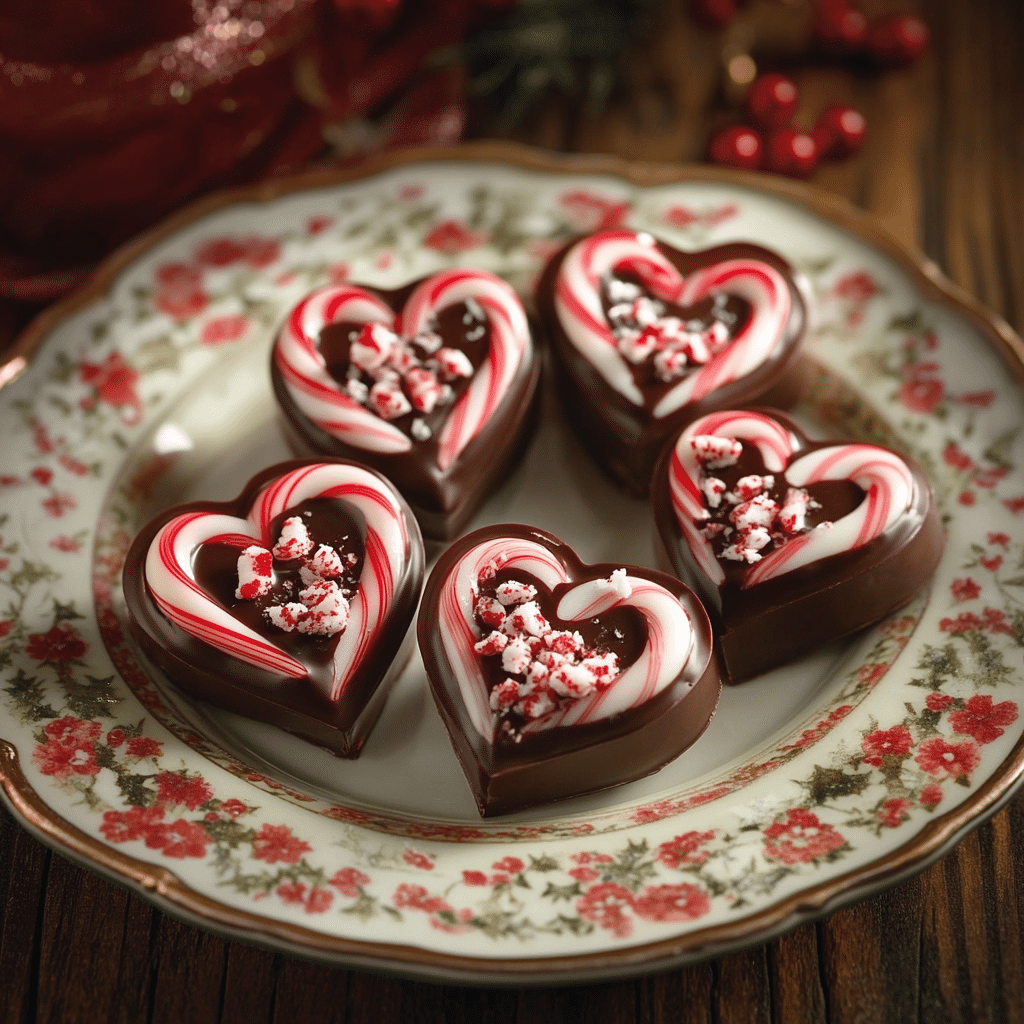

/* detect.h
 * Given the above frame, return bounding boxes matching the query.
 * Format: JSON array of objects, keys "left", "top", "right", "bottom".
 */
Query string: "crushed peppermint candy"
[
  {"left": 232, "top": 516, "right": 357, "bottom": 638},
  {"left": 338, "top": 302, "right": 485, "bottom": 439},
  {"left": 306, "top": 544, "right": 343, "bottom": 579},
  {"left": 473, "top": 572, "right": 631, "bottom": 733},
  {"left": 602, "top": 275, "right": 735, "bottom": 382},
  {"left": 690, "top": 435, "right": 743, "bottom": 470},
  {"left": 692, "top": 437, "right": 829, "bottom": 565},
  {"left": 369, "top": 379, "right": 412, "bottom": 420},
  {"left": 235, "top": 546, "right": 273, "bottom": 600},
  {"left": 596, "top": 567, "right": 632, "bottom": 599},
  {"left": 273, "top": 517, "right": 314, "bottom": 560},
  {"left": 349, "top": 322, "right": 394, "bottom": 371},
  {"left": 495, "top": 580, "right": 537, "bottom": 605}
]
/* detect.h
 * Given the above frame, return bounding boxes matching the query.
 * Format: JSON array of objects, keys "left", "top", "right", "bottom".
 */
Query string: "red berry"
[
  {"left": 764, "top": 129, "right": 819, "bottom": 178},
  {"left": 866, "top": 15, "right": 929, "bottom": 67},
  {"left": 689, "top": 0, "right": 739, "bottom": 30},
  {"left": 814, "top": 3, "right": 868, "bottom": 53},
  {"left": 813, "top": 105, "right": 867, "bottom": 159},
  {"left": 708, "top": 126, "right": 763, "bottom": 170},
  {"left": 745, "top": 73, "right": 799, "bottom": 130}
]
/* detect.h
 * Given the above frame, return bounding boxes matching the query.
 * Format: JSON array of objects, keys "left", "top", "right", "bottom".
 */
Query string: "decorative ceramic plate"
[{"left": 2, "top": 144, "right": 1023, "bottom": 985}]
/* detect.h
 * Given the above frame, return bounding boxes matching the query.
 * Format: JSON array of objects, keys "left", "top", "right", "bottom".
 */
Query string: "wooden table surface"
[{"left": 2, "top": 0, "right": 1023, "bottom": 1020}]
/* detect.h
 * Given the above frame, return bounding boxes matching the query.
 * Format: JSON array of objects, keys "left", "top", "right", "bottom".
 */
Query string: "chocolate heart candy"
[
  {"left": 536, "top": 230, "right": 807, "bottom": 495},
  {"left": 418, "top": 525, "right": 721, "bottom": 816},
  {"left": 272, "top": 270, "right": 541, "bottom": 540},
  {"left": 652, "top": 409, "right": 944, "bottom": 682},
  {"left": 123, "top": 460, "right": 424, "bottom": 757}
]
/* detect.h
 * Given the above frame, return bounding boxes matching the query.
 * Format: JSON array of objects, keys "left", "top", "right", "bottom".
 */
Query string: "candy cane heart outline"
[
  {"left": 436, "top": 536, "right": 694, "bottom": 743},
  {"left": 274, "top": 284, "right": 411, "bottom": 454},
  {"left": 274, "top": 270, "right": 532, "bottom": 469},
  {"left": 668, "top": 411, "right": 916, "bottom": 589},
  {"left": 146, "top": 463, "right": 413, "bottom": 702},
  {"left": 554, "top": 230, "right": 792, "bottom": 418}
]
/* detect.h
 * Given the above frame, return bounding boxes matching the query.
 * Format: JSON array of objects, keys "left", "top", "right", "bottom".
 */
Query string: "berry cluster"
[
  {"left": 235, "top": 517, "right": 357, "bottom": 637},
  {"left": 603, "top": 276, "right": 735, "bottom": 383},
  {"left": 813, "top": 3, "right": 929, "bottom": 66},
  {"left": 473, "top": 572, "right": 631, "bottom": 732},
  {"left": 709, "top": 73, "right": 867, "bottom": 179},
  {"left": 701, "top": 0, "right": 928, "bottom": 178}
]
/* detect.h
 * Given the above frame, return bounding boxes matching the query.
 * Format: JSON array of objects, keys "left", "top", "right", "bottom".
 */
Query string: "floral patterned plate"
[{"left": 2, "top": 144, "right": 1023, "bottom": 985}]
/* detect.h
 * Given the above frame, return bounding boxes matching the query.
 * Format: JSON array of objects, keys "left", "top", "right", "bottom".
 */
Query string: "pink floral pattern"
[
  {"left": 423, "top": 220, "right": 487, "bottom": 254},
  {"left": 661, "top": 202, "right": 737, "bottom": 233},
  {"left": 200, "top": 315, "right": 249, "bottom": 346},
  {"left": 559, "top": 189, "right": 631, "bottom": 231},
  {"left": 79, "top": 352, "right": 142, "bottom": 424},
  {"left": 763, "top": 809, "right": 847, "bottom": 865},
  {"left": 1, "top": 167, "right": 1023, "bottom": 964}
]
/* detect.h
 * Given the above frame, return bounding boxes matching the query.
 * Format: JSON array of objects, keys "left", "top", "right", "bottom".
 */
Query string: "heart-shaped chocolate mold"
[
  {"left": 418, "top": 525, "right": 721, "bottom": 817},
  {"left": 123, "top": 460, "right": 424, "bottom": 758},
  {"left": 272, "top": 270, "right": 541, "bottom": 540},
  {"left": 536, "top": 230, "right": 807, "bottom": 495},
  {"left": 652, "top": 409, "right": 944, "bottom": 683}
]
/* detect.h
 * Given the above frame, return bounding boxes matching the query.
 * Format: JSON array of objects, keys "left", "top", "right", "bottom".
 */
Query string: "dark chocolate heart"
[
  {"left": 537, "top": 230, "right": 807, "bottom": 495},
  {"left": 417, "top": 525, "right": 721, "bottom": 816},
  {"left": 272, "top": 270, "right": 541, "bottom": 539},
  {"left": 652, "top": 409, "right": 944, "bottom": 682},
  {"left": 123, "top": 460, "right": 424, "bottom": 757}
]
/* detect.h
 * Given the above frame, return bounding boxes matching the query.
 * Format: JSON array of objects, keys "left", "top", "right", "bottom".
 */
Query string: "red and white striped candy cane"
[
  {"left": 438, "top": 536, "right": 568, "bottom": 743},
  {"left": 401, "top": 269, "right": 531, "bottom": 471},
  {"left": 743, "top": 444, "right": 914, "bottom": 588},
  {"left": 273, "top": 284, "right": 412, "bottom": 454},
  {"left": 555, "top": 230, "right": 683, "bottom": 407},
  {"left": 653, "top": 259, "right": 791, "bottom": 418},
  {"left": 147, "top": 511, "right": 308, "bottom": 679},
  {"left": 555, "top": 231, "right": 792, "bottom": 417},
  {"left": 669, "top": 411, "right": 798, "bottom": 585},
  {"left": 146, "top": 463, "right": 413, "bottom": 702}
]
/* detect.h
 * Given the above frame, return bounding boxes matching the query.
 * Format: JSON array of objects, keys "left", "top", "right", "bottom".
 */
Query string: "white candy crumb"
[
  {"left": 235, "top": 545, "right": 272, "bottom": 600},
  {"left": 691, "top": 435, "right": 743, "bottom": 469},
  {"left": 596, "top": 568, "right": 632, "bottom": 599},
  {"left": 273, "top": 517, "right": 313, "bottom": 560},
  {"left": 495, "top": 580, "right": 537, "bottom": 606},
  {"left": 265, "top": 603, "right": 308, "bottom": 632}
]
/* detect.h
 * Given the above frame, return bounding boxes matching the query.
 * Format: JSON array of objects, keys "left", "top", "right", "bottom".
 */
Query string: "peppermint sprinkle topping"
[
  {"left": 694, "top": 438, "right": 826, "bottom": 565},
  {"left": 273, "top": 517, "right": 314, "bottom": 560},
  {"left": 473, "top": 574, "right": 621, "bottom": 732},
  {"left": 235, "top": 546, "right": 273, "bottom": 600},
  {"left": 234, "top": 518, "right": 355, "bottom": 638},
  {"left": 340, "top": 303, "right": 484, "bottom": 440},
  {"left": 603, "top": 276, "right": 733, "bottom": 382},
  {"left": 596, "top": 568, "right": 632, "bottom": 599},
  {"left": 691, "top": 435, "right": 743, "bottom": 470}
]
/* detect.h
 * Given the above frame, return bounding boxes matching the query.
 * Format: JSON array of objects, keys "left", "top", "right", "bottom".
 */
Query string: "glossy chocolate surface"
[
  {"left": 418, "top": 525, "right": 721, "bottom": 817},
  {"left": 272, "top": 278, "right": 542, "bottom": 540},
  {"left": 122, "top": 459, "right": 424, "bottom": 758},
  {"left": 652, "top": 410, "right": 944, "bottom": 682},
  {"left": 536, "top": 237, "right": 808, "bottom": 496}
]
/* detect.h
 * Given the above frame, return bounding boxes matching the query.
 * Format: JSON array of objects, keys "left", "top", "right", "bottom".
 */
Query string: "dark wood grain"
[
  {"left": 769, "top": 925, "right": 827, "bottom": 1024},
  {"left": 2, "top": 0, "right": 1024, "bottom": 1019}
]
